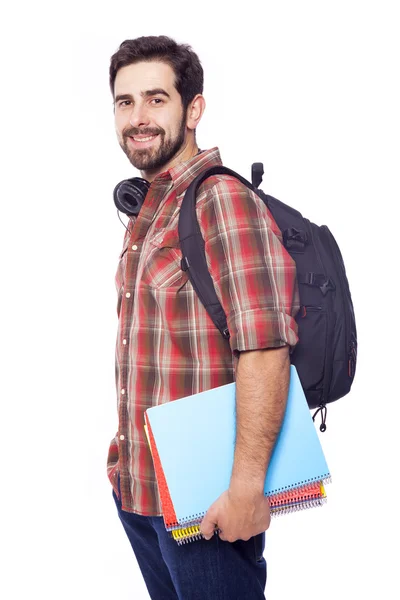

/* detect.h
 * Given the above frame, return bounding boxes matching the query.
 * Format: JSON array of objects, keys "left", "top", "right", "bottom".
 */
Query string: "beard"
[{"left": 120, "top": 113, "right": 187, "bottom": 171}]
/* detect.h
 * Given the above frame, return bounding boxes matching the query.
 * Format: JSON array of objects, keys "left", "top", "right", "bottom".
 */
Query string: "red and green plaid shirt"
[{"left": 107, "top": 147, "right": 300, "bottom": 515}]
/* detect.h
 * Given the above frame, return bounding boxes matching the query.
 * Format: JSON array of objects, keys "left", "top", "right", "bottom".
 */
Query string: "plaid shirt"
[{"left": 107, "top": 147, "right": 300, "bottom": 515}]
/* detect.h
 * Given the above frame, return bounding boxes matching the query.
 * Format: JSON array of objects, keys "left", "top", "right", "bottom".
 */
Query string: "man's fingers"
[
  {"left": 200, "top": 508, "right": 218, "bottom": 540},
  {"left": 200, "top": 518, "right": 216, "bottom": 540}
]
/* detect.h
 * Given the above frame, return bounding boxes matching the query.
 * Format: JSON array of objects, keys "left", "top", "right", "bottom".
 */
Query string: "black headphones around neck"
[
  {"left": 113, "top": 177, "right": 151, "bottom": 217},
  {"left": 114, "top": 151, "right": 203, "bottom": 218}
]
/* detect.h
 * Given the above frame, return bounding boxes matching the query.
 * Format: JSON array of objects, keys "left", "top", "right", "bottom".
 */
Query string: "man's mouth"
[{"left": 131, "top": 135, "right": 158, "bottom": 143}]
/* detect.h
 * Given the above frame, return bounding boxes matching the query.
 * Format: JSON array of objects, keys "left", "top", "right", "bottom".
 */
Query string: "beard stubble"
[{"left": 121, "top": 112, "right": 187, "bottom": 172}]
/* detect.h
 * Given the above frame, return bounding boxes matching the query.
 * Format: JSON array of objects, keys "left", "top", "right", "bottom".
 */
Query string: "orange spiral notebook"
[
  {"left": 168, "top": 482, "right": 327, "bottom": 544},
  {"left": 144, "top": 366, "right": 330, "bottom": 544}
]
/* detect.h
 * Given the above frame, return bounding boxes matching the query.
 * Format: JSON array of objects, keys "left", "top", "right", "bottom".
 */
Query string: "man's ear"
[{"left": 186, "top": 94, "right": 206, "bottom": 131}]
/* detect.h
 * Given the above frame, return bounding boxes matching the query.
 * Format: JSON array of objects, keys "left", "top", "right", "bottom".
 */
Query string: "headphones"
[
  {"left": 113, "top": 177, "right": 151, "bottom": 217},
  {"left": 114, "top": 151, "right": 204, "bottom": 218}
]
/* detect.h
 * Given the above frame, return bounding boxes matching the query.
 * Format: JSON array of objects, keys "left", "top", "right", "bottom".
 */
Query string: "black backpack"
[{"left": 178, "top": 164, "right": 357, "bottom": 431}]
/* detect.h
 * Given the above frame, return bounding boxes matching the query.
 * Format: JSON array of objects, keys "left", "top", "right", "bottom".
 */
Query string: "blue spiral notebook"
[{"left": 145, "top": 365, "right": 330, "bottom": 530}]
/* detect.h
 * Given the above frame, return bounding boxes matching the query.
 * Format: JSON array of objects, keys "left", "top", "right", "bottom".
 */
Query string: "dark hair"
[{"left": 109, "top": 36, "right": 203, "bottom": 111}]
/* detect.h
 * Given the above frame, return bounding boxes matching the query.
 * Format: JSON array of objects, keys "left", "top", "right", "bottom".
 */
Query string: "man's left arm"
[
  {"left": 197, "top": 178, "right": 299, "bottom": 542},
  {"left": 200, "top": 344, "right": 290, "bottom": 542}
]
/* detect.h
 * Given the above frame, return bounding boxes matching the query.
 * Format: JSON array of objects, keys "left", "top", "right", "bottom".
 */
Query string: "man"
[{"left": 107, "top": 35, "right": 300, "bottom": 599}]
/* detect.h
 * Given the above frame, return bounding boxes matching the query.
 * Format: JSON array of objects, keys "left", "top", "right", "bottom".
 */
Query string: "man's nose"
[{"left": 129, "top": 104, "right": 150, "bottom": 129}]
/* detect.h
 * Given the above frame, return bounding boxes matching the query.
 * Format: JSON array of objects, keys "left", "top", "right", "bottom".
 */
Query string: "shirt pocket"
[{"left": 141, "top": 228, "right": 188, "bottom": 290}]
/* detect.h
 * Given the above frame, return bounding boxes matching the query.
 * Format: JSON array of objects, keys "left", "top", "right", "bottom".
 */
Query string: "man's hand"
[
  {"left": 200, "top": 347, "right": 289, "bottom": 543},
  {"left": 199, "top": 482, "right": 271, "bottom": 542}
]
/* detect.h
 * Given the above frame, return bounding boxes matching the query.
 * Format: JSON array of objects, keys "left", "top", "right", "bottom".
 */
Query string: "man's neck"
[{"left": 142, "top": 140, "right": 199, "bottom": 182}]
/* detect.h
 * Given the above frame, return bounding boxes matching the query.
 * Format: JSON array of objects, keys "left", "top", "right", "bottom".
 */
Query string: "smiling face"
[{"left": 114, "top": 61, "right": 194, "bottom": 179}]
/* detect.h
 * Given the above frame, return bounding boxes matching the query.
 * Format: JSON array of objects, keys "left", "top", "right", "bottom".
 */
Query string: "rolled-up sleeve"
[{"left": 197, "top": 176, "right": 300, "bottom": 355}]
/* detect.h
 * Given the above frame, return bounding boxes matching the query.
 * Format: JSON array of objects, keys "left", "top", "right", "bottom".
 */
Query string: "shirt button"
[
  {"left": 121, "top": 389, "right": 125, "bottom": 395},
  {"left": 125, "top": 292, "right": 131, "bottom": 298},
  {"left": 132, "top": 244, "right": 138, "bottom": 251},
  {"left": 122, "top": 339, "right": 127, "bottom": 345},
  {"left": 119, "top": 434, "right": 125, "bottom": 441}
]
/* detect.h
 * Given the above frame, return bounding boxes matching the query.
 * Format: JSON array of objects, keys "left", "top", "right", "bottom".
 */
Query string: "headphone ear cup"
[{"left": 113, "top": 177, "right": 151, "bottom": 216}]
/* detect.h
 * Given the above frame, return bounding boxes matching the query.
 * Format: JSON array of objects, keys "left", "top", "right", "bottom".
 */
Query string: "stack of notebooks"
[{"left": 144, "top": 365, "right": 331, "bottom": 545}]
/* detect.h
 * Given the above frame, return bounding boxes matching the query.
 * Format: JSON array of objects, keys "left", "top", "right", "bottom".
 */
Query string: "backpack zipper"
[
  {"left": 300, "top": 305, "right": 322, "bottom": 318},
  {"left": 302, "top": 220, "right": 333, "bottom": 404},
  {"left": 320, "top": 226, "right": 350, "bottom": 354},
  {"left": 321, "top": 225, "right": 357, "bottom": 381},
  {"left": 304, "top": 219, "right": 326, "bottom": 275},
  {"left": 348, "top": 339, "right": 357, "bottom": 377}
]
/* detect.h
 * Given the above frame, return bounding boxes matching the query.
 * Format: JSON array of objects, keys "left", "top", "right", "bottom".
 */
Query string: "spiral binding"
[
  {"left": 171, "top": 525, "right": 221, "bottom": 545},
  {"left": 265, "top": 474, "right": 331, "bottom": 497},
  {"left": 166, "top": 476, "right": 332, "bottom": 530},
  {"left": 270, "top": 480, "right": 329, "bottom": 507},
  {"left": 167, "top": 513, "right": 205, "bottom": 529},
  {"left": 172, "top": 525, "right": 203, "bottom": 545},
  {"left": 170, "top": 495, "right": 328, "bottom": 544},
  {"left": 271, "top": 496, "right": 327, "bottom": 517},
  {"left": 167, "top": 477, "right": 331, "bottom": 531}
]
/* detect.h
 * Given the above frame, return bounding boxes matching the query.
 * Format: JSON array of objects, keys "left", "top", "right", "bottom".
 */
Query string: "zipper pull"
[
  {"left": 348, "top": 340, "right": 357, "bottom": 377},
  {"left": 312, "top": 404, "right": 327, "bottom": 432}
]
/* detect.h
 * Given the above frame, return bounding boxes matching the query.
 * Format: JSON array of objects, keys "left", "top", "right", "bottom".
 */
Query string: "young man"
[{"left": 107, "top": 36, "right": 300, "bottom": 599}]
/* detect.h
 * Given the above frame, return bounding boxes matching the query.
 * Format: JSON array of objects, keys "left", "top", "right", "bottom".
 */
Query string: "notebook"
[
  {"left": 144, "top": 365, "right": 330, "bottom": 543},
  {"left": 169, "top": 482, "right": 327, "bottom": 544}
]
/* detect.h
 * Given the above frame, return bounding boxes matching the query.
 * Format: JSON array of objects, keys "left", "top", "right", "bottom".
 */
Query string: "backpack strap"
[
  {"left": 178, "top": 166, "right": 256, "bottom": 340},
  {"left": 251, "top": 162, "right": 264, "bottom": 188}
]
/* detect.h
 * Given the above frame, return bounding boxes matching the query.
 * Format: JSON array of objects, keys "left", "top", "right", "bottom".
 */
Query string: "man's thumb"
[{"left": 200, "top": 507, "right": 218, "bottom": 540}]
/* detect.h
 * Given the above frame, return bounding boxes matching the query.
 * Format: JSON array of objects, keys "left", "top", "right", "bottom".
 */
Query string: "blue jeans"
[{"left": 112, "top": 487, "right": 267, "bottom": 600}]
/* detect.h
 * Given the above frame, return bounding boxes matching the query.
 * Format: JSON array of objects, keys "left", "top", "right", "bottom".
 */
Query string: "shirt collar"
[{"left": 151, "top": 147, "right": 223, "bottom": 198}]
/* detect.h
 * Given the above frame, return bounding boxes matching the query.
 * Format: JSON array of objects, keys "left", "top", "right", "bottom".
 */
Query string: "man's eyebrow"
[
  {"left": 114, "top": 89, "right": 171, "bottom": 104},
  {"left": 143, "top": 88, "right": 170, "bottom": 99}
]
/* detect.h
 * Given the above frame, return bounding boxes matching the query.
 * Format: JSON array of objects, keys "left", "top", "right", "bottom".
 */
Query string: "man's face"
[{"left": 114, "top": 61, "right": 187, "bottom": 172}]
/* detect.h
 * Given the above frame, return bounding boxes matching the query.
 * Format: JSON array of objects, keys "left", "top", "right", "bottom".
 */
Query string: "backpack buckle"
[
  {"left": 306, "top": 273, "right": 326, "bottom": 286},
  {"left": 320, "top": 277, "right": 336, "bottom": 296},
  {"left": 283, "top": 227, "right": 308, "bottom": 251},
  {"left": 300, "top": 273, "right": 336, "bottom": 295},
  {"left": 181, "top": 256, "right": 190, "bottom": 272}
]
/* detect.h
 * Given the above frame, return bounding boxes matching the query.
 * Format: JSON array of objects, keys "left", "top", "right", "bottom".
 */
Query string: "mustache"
[{"left": 124, "top": 127, "right": 165, "bottom": 138}]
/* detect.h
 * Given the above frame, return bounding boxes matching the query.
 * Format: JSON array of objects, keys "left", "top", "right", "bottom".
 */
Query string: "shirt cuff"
[{"left": 227, "top": 308, "right": 299, "bottom": 355}]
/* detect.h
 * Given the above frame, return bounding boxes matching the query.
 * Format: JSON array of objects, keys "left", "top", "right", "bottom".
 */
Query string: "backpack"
[{"left": 178, "top": 164, "right": 357, "bottom": 431}]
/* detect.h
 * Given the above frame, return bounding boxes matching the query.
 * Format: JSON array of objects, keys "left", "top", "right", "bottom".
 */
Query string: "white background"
[{"left": 1, "top": 1, "right": 399, "bottom": 598}]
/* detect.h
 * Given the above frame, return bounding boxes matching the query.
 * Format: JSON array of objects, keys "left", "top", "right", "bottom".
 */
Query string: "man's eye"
[
  {"left": 119, "top": 100, "right": 131, "bottom": 107},
  {"left": 150, "top": 98, "right": 163, "bottom": 105}
]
